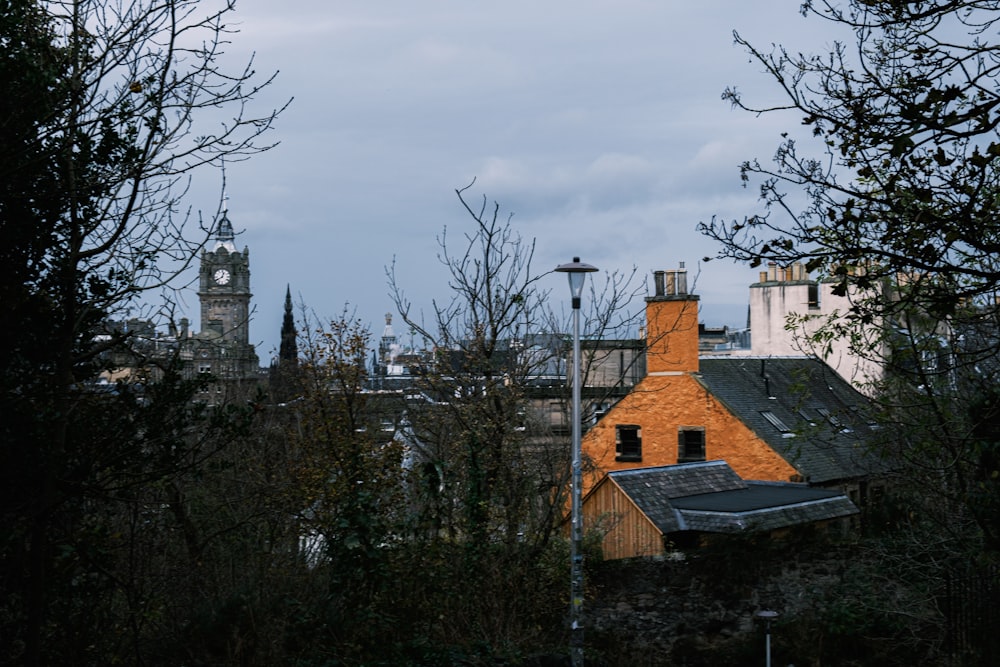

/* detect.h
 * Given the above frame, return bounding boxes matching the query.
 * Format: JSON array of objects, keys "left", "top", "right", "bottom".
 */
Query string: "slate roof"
[
  {"left": 696, "top": 356, "right": 887, "bottom": 484},
  {"left": 605, "top": 461, "right": 858, "bottom": 535}
]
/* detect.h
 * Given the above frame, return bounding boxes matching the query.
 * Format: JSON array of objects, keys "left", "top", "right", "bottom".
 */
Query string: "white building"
[{"left": 748, "top": 262, "right": 885, "bottom": 394}]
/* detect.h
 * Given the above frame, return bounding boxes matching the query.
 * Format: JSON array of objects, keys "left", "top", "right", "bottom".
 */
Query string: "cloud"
[{"left": 188, "top": 0, "right": 840, "bottom": 355}]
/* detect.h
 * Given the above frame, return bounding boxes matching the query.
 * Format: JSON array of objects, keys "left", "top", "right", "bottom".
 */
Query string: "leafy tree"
[
  {"left": 701, "top": 3, "right": 1000, "bottom": 657},
  {"left": 700, "top": 0, "right": 1000, "bottom": 540},
  {"left": 0, "top": 0, "right": 283, "bottom": 663},
  {"left": 293, "top": 316, "right": 404, "bottom": 610},
  {"left": 704, "top": 0, "right": 1000, "bottom": 322}
]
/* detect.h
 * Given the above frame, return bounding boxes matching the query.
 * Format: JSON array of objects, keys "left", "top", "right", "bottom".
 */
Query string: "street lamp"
[
  {"left": 755, "top": 609, "right": 779, "bottom": 667},
  {"left": 555, "top": 257, "right": 598, "bottom": 667}
]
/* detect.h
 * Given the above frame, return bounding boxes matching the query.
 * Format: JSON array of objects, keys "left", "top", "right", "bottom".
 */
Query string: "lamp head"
[{"left": 555, "top": 257, "right": 598, "bottom": 309}]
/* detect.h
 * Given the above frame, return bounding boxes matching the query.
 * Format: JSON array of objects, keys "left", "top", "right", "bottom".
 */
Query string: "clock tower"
[
  {"left": 187, "top": 208, "right": 260, "bottom": 384},
  {"left": 199, "top": 211, "right": 252, "bottom": 347}
]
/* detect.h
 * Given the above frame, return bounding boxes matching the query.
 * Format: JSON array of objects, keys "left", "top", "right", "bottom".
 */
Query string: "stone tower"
[
  {"left": 192, "top": 209, "right": 259, "bottom": 380},
  {"left": 199, "top": 210, "right": 252, "bottom": 346}
]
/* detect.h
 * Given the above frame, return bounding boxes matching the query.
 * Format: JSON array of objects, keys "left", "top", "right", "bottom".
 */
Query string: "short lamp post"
[
  {"left": 555, "top": 257, "right": 598, "bottom": 667},
  {"left": 755, "top": 609, "right": 779, "bottom": 667}
]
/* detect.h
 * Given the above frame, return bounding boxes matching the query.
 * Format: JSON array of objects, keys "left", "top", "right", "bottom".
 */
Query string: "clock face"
[{"left": 213, "top": 269, "right": 231, "bottom": 285}]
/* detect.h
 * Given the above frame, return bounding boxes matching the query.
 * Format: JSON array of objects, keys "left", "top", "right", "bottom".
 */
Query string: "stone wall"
[{"left": 584, "top": 545, "right": 864, "bottom": 666}]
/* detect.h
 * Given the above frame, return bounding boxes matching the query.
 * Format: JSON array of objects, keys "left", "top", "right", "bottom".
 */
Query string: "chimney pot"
[
  {"left": 653, "top": 270, "right": 665, "bottom": 297},
  {"left": 676, "top": 267, "right": 688, "bottom": 295}
]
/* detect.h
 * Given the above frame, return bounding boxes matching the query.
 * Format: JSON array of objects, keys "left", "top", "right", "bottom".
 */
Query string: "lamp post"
[
  {"left": 555, "top": 257, "right": 598, "bottom": 667},
  {"left": 755, "top": 610, "right": 779, "bottom": 667}
]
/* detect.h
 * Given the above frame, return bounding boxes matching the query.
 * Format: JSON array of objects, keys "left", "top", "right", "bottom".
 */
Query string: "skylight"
[{"left": 760, "top": 411, "right": 791, "bottom": 433}]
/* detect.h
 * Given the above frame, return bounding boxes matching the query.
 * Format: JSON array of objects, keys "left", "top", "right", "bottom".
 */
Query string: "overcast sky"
[{"left": 182, "top": 1, "right": 842, "bottom": 360}]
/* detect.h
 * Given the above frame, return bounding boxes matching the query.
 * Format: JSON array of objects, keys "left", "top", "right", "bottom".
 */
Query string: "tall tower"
[
  {"left": 278, "top": 285, "right": 298, "bottom": 365},
  {"left": 269, "top": 285, "right": 299, "bottom": 402},
  {"left": 192, "top": 207, "right": 259, "bottom": 382},
  {"left": 199, "top": 210, "right": 252, "bottom": 346}
]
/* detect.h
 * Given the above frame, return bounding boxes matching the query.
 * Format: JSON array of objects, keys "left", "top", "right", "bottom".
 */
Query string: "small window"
[
  {"left": 808, "top": 283, "right": 820, "bottom": 309},
  {"left": 678, "top": 427, "right": 705, "bottom": 462},
  {"left": 616, "top": 425, "right": 642, "bottom": 462}
]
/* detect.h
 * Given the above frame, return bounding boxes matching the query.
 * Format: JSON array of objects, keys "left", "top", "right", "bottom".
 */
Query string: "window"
[
  {"left": 615, "top": 425, "right": 642, "bottom": 462},
  {"left": 549, "top": 401, "right": 566, "bottom": 433},
  {"left": 760, "top": 410, "right": 792, "bottom": 433},
  {"left": 678, "top": 427, "right": 705, "bottom": 462},
  {"left": 816, "top": 407, "right": 839, "bottom": 426}
]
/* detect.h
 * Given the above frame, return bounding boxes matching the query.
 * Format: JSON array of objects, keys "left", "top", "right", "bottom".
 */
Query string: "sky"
[{"left": 179, "top": 1, "right": 844, "bottom": 361}]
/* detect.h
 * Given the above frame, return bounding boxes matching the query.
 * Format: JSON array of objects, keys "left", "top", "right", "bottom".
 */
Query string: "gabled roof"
[
  {"left": 695, "top": 356, "right": 885, "bottom": 483},
  {"left": 604, "top": 461, "right": 858, "bottom": 535}
]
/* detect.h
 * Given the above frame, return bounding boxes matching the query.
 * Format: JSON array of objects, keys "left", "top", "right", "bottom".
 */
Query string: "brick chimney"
[{"left": 645, "top": 263, "right": 700, "bottom": 374}]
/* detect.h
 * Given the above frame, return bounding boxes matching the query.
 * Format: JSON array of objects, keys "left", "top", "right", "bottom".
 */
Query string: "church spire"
[
  {"left": 279, "top": 285, "right": 298, "bottom": 365},
  {"left": 269, "top": 285, "right": 300, "bottom": 403}
]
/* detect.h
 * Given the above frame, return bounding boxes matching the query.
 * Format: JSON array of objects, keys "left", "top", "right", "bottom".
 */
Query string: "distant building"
[
  {"left": 749, "top": 261, "right": 884, "bottom": 391},
  {"left": 102, "top": 209, "right": 263, "bottom": 394},
  {"left": 187, "top": 208, "right": 260, "bottom": 380}
]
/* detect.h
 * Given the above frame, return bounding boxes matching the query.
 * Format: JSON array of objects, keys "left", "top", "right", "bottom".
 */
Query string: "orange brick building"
[{"left": 581, "top": 266, "right": 880, "bottom": 498}]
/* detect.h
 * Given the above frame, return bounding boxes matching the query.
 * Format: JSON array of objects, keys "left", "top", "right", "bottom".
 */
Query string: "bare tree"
[
  {"left": 388, "top": 181, "right": 642, "bottom": 548},
  {"left": 383, "top": 181, "right": 644, "bottom": 651}
]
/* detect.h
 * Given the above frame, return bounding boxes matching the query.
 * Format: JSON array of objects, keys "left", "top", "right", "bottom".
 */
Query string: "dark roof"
[
  {"left": 604, "top": 461, "right": 858, "bottom": 535},
  {"left": 611, "top": 460, "right": 745, "bottom": 498},
  {"left": 696, "top": 356, "right": 887, "bottom": 484},
  {"left": 671, "top": 482, "right": 857, "bottom": 533},
  {"left": 608, "top": 462, "right": 742, "bottom": 533}
]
